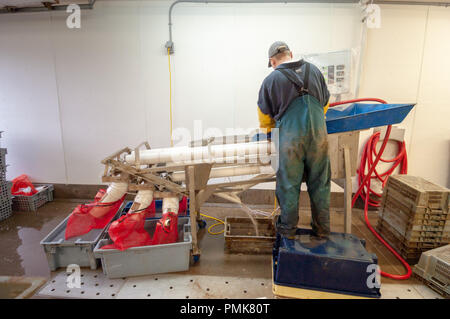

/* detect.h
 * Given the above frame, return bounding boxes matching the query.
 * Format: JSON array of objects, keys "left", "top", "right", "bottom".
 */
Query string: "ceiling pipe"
[
  {"left": 164, "top": 0, "right": 450, "bottom": 54},
  {"left": 0, "top": 0, "right": 96, "bottom": 14}
]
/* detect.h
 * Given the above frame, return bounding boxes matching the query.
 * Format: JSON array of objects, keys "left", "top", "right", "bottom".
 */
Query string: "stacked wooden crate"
[{"left": 377, "top": 175, "right": 450, "bottom": 263}]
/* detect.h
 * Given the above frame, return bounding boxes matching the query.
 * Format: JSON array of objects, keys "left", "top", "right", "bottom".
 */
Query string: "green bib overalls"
[{"left": 274, "top": 64, "right": 331, "bottom": 237}]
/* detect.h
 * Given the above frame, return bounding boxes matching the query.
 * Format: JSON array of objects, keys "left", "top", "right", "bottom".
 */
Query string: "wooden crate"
[
  {"left": 376, "top": 226, "right": 422, "bottom": 261},
  {"left": 224, "top": 217, "right": 276, "bottom": 254},
  {"left": 384, "top": 175, "right": 449, "bottom": 210},
  {"left": 377, "top": 219, "right": 450, "bottom": 244},
  {"left": 381, "top": 191, "right": 449, "bottom": 221},
  {"left": 375, "top": 223, "right": 447, "bottom": 263},
  {"left": 379, "top": 209, "right": 449, "bottom": 238}
]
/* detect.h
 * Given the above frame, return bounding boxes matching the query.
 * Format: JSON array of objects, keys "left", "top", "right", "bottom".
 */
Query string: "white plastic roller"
[
  {"left": 162, "top": 197, "right": 179, "bottom": 214},
  {"left": 170, "top": 164, "right": 275, "bottom": 182},
  {"left": 89, "top": 182, "right": 128, "bottom": 218},
  {"left": 125, "top": 141, "right": 272, "bottom": 165},
  {"left": 132, "top": 190, "right": 154, "bottom": 211},
  {"left": 101, "top": 182, "right": 128, "bottom": 203}
]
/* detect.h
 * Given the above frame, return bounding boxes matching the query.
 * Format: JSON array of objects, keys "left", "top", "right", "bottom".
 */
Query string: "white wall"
[
  {"left": 0, "top": 0, "right": 363, "bottom": 185},
  {"left": 0, "top": 14, "right": 67, "bottom": 183},
  {"left": 359, "top": 5, "right": 450, "bottom": 188}
]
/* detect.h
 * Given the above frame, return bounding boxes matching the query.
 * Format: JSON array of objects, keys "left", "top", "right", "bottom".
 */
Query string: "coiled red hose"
[{"left": 329, "top": 98, "right": 412, "bottom": 280}]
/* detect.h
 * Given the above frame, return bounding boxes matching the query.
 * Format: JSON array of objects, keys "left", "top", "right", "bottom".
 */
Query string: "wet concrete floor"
[
  {"left": 0, "top": 200, "right": 80, "bottom": 277},
  {"left": 0, "top": 200, "right": 275, "bottom": 279},
  {"left": 0, "top": 199, "right": 439, "bottom": 298}
]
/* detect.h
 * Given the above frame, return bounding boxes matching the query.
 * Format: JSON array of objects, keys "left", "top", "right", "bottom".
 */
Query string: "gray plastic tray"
[
  {"left": 40, "top": 203, "right": 124, "bottom": 271},
  {"left": 12, "top": 183, "right": 54, "bottom": 212},
  {"left": 94, "top": 217, "right": 192, "bottom": 279},
  {"left": 413, "top": 244, "right": 449, "bottom": 297}
]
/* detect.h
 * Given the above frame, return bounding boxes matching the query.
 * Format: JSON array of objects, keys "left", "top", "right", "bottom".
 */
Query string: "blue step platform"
[
  {"left": 272, "top": 228, "right": 381, "bottom": 299},
  {"left": 326, "top": 103, "right": 415, "bottom": 134}
]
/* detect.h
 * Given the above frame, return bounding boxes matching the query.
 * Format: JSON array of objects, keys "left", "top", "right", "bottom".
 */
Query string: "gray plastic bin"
[
  {"left": 413, "top": 244, "right": 449, "bottom": 297},
  {"left": 0, "top": 148, "right": 6, "bottom": 169},
  {"left": 12, "top": 183, "right": 54, "bottom": 211},
  {"left": 0, "top": 181, "right": 12, "bottom": 200},
  {"left": 94, "top": 217, "right": 192, "bottom": 279},
  {"left": 0, "top": 199, "right": 12, "bottom": 222},
  {"left": 40, "top": 203, "right": 124, "bottom": 271}
]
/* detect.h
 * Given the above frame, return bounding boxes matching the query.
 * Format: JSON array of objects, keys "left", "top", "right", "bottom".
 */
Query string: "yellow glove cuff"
[
  {"left": 257, "top": 107, "right": 275, "bottom": 133},
  {"left": 324, "top": 102, "right": 330, "bottom": 115}
]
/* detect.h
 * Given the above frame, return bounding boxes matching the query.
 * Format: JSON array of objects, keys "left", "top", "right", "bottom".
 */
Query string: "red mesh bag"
[
  {"left": 94, "top": 189, "right": 106, "bottom": 201},
  {"left": 151, "top": 211, "right": 178, "bottom": 245},
  {"left": 11, "top": 174, "right": 38, "bottom": 196},
  {"left": 178, "top": 196, "right": 188, "bottom": 215},
  {"left": 101, "top": 212, "right": 152, "bottom": 251},
  {"left": 143, "top": 201, "right": 156, "bottom": 218},
  {"left": 64, "top": 189, "right": 125, "bottom": 240}
]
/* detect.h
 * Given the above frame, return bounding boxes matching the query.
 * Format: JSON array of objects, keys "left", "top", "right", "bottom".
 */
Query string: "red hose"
[
  {"left": 329, "top": 98, "right": 388, "bottom": 107},
  {"left": 332, "top": 98, "right": 412, "bottom": 280}
]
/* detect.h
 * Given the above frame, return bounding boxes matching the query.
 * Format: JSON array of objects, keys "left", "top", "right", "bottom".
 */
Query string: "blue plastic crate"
[
  {"left": 272, "top": 228, "right": 381, "bottom": 298},
  {"left": 326, "top": 103, "right": 415, "bottom": 134},
  {"left": 120, "top": 198, "right": 190, "bottom": 220}
]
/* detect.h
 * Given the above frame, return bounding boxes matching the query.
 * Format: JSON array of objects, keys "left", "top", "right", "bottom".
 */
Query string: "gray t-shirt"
[{"left": 257, "top": 59, "right": 330, "bottom": 121}]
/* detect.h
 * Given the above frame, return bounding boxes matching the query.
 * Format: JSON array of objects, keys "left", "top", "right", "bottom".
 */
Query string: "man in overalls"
[{"left": 257, "top": 41, "right": 331, "bottom": 238}]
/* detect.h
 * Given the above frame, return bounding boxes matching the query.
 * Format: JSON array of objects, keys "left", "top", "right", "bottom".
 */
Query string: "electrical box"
[{"left": 305, "top": 50, "right": 352, "bottom": 96}]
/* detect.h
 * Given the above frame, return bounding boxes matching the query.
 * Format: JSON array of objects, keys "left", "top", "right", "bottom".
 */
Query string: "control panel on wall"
[{"left": 304, "top": 50, "right": 352, "bottom": 96}]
